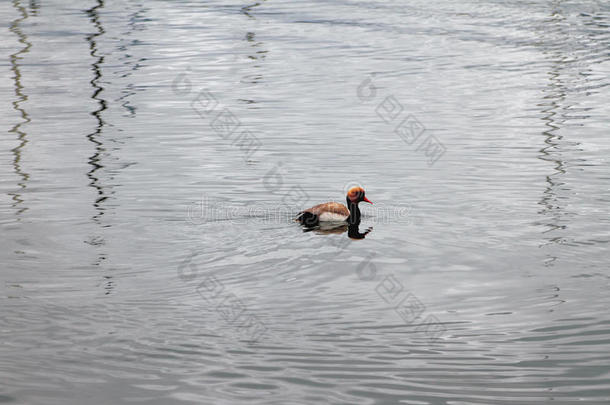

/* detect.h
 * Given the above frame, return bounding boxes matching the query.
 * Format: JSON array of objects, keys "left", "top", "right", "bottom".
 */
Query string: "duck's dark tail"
[{"left": 295, "top": 211, "right": 319, "bottom": 227}]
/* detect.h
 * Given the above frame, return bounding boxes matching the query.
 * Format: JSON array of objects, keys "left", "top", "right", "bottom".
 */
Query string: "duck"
[{"left": 296, "top": 186, "right": 372, "bottom": 227}]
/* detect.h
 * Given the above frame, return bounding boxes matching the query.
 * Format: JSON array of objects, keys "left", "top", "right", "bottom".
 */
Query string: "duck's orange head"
[{"left": 347, "top": 186, "right": 373, "bottom": 205}]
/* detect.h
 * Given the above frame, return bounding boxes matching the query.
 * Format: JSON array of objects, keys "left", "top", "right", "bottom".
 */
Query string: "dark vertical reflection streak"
[
  {"left": 85, "top": 0, "right": 110, "bottom": 290},
  {"left": 28, "top": 0, "right": 39, "bottom": 15},
  {"left": 535, "top": 2, "right": 606, "bottom": 263},
  {"left": 240, "top": 1, "right": 267, "bottom": 86},
  {"left": 536, "top": 5, "right": 570, "bottom": 261},
  {"left": 85, "top": 0, "right": 108, "bottom": 226},
  {"left": 8, "top": 0, "right": 32, "bottom": 218},
  {"left": 116, "top": 2, "right": 149, "bottom": 118}
]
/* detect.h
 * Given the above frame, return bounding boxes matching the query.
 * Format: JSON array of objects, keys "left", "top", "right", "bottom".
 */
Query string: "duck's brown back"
[{"left": 301, "top": 202, "right": 349, "bottom": 216}]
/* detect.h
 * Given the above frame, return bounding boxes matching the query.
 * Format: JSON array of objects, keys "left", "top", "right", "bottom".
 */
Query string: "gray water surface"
[{"left": 1, "top": 0, "right": 610, "bottom": 404}]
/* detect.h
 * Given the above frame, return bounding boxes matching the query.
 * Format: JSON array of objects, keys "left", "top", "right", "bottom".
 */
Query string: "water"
[{"left": 1, "top": 0, "right": 609, "bottom": 403}]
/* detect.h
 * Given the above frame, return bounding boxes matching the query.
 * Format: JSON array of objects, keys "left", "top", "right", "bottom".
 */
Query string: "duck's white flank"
[{"left": 318, "top": 211, "right": 349, "bottom": 222}]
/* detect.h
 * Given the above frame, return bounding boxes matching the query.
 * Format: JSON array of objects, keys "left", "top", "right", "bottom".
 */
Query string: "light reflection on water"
[{"left": 1, "top": 0, "right": 609, "bottom": 404}]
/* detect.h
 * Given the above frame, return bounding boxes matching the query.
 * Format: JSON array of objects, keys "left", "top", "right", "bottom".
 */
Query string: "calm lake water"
[{"left": 1, "top": 0, "right": 609, "bottom": 404}]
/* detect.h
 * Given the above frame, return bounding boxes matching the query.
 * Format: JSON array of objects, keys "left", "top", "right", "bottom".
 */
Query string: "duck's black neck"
[{"left": 346, "top": 197, "right": 361, "bottom": 225}]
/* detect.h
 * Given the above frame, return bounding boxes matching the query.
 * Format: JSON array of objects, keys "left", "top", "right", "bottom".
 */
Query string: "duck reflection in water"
[{"left": 301, "top": 222, "right": 373, "bottom": 239}]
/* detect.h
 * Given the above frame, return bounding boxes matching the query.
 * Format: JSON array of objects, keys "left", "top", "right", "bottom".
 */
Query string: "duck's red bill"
[{"left": 363, "top": 197, "right": 373, "bottom": 204}]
